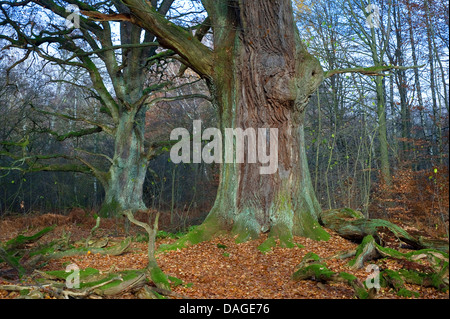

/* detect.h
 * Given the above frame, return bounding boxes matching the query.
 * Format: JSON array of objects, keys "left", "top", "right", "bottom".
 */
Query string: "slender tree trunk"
[
  {"left": 170, "top": 164, "right": 177, "bottom": 225},
  {"left": 424, "top": 0, "right": 439, "bottom": 158},
  {"left": 376, "top": 75, "right": 392, "bottom": 187},
  {"left": 198, "top": 0, "right": 329, "bottom": 243},
  {"left": 406, "top": 0, "right": 426, "bottom": 141},
  {"left": 365, "top": 4, "right": 393, "bottom": 188},
  {"left": 393, "top": 3, "right": 411, "bottom": 159}
]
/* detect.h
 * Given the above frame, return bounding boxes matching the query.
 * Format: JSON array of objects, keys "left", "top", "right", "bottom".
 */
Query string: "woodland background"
[{"left": 0, "top": 0, "right": 448, "bottom": 238}]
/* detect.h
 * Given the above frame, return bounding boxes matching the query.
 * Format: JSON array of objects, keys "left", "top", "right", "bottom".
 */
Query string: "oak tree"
[{"left": 100, "top": 0, "right": 407, "bottom": 245}]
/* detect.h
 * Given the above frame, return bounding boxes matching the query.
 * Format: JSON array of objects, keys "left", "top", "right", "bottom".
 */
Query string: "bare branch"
[
  {"left": 30, "top": 104, "right": 115, "bottom": 135},
  {"left": 324, "top": 64, "right": 425, "bottom": 79},
  {"left": 74, "top": 148, "right": 114, "bottom": 165},
  {"left": 37, "top": 126, "right": 103, "bottom": 141},
  {"left": 84, "top": 0, "right": 214, "bottom": 77},
  {"left": 145, "top": 93, "right": 212, "bottom": 106}
]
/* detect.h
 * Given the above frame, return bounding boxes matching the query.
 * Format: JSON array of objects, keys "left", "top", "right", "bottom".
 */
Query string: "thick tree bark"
[
  {"left": 197, "top": 0, "right": 329, "bottom": 243},
  {"left": 123, "top": 0, "right": 418, "bottom": 245}
]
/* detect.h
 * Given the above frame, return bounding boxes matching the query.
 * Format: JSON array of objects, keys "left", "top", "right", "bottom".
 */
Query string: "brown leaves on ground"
[
  {"left": 156, "top": 234, "right": 448, "bottom": 299},
  {"left": 0, "top": 212, "right": 448, "bottom": 299}
]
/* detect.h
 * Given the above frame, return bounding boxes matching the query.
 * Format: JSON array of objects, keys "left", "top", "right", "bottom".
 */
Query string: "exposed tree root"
[
  {"left": 320, "top": 208, "right": 449, "bottom": 252},
  {"left": 2, "top": 207, "right": 448, "bottom": 299},
  {"left": 0, "top": 218, "right": 186, "bottom": 299},
  {"left": 292, "top": 208, "right": 449, "bottom": 298},
  {"left": 122, "top": 209, "right": 171, "bottom": 291},
  {"left": 0, "top": 224, "right": 133, "bottom": 276},
  {"left": 349, "top": 235, "right": 449, "bottom": 271},
  {"left": 0, "top": 267, "right": 186, "bottom": 299},
  {"left": 292, "top": 252, "right": 371, "bottom": 299},
  {"left": 348, "top": 235, "right": 449, "bottom": 293},
  {"left": 157, "top": 216, "right": 225, "bottom": 252}
]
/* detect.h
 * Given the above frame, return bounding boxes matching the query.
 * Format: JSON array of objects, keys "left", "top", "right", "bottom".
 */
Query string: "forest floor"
[{"left": 0, "top": 209, "right": 448, "bottom": 299}]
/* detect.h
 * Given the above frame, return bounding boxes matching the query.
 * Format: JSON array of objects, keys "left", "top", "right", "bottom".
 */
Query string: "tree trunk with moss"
[
  {"left": 193, "top": 0, "right": 329, "bottom": 243},
  {"left": 122, "top": 0, "right": 417, "bottom": 245},
  {"left": 99, "top": 108, "right": 148, "bottom": 217}
]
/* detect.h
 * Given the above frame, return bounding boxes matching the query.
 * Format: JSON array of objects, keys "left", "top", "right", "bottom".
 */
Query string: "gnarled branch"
[{"left": 324, "top": 64, "right": 425, "bottom": 79}]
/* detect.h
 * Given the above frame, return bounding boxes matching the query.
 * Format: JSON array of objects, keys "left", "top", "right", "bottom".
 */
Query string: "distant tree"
[{"left": 0, "top": 0, "right": 208, "bottom": 216}]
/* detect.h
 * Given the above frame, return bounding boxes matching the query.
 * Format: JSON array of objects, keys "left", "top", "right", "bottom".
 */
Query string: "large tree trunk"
[
  {"left": 98, "top": 19, "right": 150, "bottom": 218},
  {"left": 198, "top": 0, "right": 329, "bottom": 243},
  {"left": 99, "top": 108, "right": 148, "bottom": 217}
]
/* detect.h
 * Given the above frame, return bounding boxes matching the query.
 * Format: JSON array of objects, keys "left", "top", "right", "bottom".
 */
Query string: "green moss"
[
  {"left": 257, "top": 224, "right": 292, "bottom": 252},
  {"left": 348, "top": 235, "right": 376, "bottom": 268},
  {"left": 339, "top": 272, "right": 357, "bottom": 282},
  {"left": 168, "top": 275, "right": 183, "bottom": 287},
  {"left": 275, "top": 225, "right": 296, "bottom": 248},
  {"left": 152, "top": 290, "right": 167, "bottom": 299},
  {"left": 19, "top": 289, "right": 30, "bottom": 296},
  {"left": 397, "top": 288, "right": 419, "bottom": 298},
  {"left": 342, "top": 208, "right": 365, "bottom": 219},
  {"left": 231, "top": 208, "right": 261, "bottom": 243},
  {"left": 38, "top": 267, "right": 128, "bottom": 290},
  {"left": 322, "top": 208, "right": 365, "bottom": 222},
  {"left": 350, "top": 235, "right": 449, "bottom": 274},
  {"left": 158, "top": 215, "right": 224, "bottom": 252},
  {"left": 353, "top": 287, "right": 370, "bottom": 299},
  {"left": 302, "top": 252, "right": 321, "bottom": 262},
  {"left": 45, "top": 267, "right": 100, "bottom": 281},
  {"left": 338, "top": 272, "right": 370, "bottom": 299},
  {"left": 29, "top": 243, "right": 56, "bottom": 256},
  {"left": 398, "top": 269, "right": 447, "bottom": 291},
  {"left": 293, "top": 252, "right": 370, "bottom": 299},
  {"left": 258, "top": 236, "right": 276, "bottom": 253},
  {"left": 149, "top": 266, "right": 170, "bottom": 290},
  {"left": 98, "top": 199, "right": 121, "bottom": 218},
  {"left": 0, "top": 247, "right": 26, "bottom": 276},
  {"left": 4, "top": 226, "right": 55, "bottom": 250},
  {"left": 382, "top": 269, "right": 405, "bottom": 291},
  {"left": 96, "top": 270, "right": 143, "bottom": 291},
  {"left": 156, "top": 230, "right": 182, "bottom": 240},
  {"left": 398, "top": 269, "right": 426, "bottom": 285},
  {"left": 158, "top": 225, "right": 207, "bottom": 251},
  {"left": 296, "top": 209, "right": 330, "bottom": 241},
  {"left": 292, "top": 263, "right": 334, "bottom": 281},
  {"left": 308, "top": 264, "right": 335, "bottom": 279},
  {"left": 257, "top": 223, "right": 304, "bottom": 253},
  {"left": 217, "top": 243, "right": 227, "bottom": 250}
]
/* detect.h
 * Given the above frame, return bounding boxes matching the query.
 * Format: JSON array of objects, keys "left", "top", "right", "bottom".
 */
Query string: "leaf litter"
[{"left": 0, "top": 212, "right": 448, "bottom": 299}]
